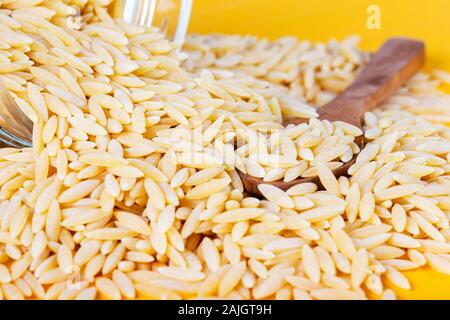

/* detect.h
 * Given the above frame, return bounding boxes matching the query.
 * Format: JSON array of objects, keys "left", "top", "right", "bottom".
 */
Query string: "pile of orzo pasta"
[{"left": 0, "top": 0, "right": 450, "bottom": 300}]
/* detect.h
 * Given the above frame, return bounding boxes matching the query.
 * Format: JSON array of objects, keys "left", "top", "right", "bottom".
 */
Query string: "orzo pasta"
[{"left": 0, "top": 0, "right": 449, "bottom": 300}]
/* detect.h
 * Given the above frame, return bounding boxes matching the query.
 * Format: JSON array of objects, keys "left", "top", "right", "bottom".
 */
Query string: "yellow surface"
[
  {"left": 189, "top": 0, "right": 450, "bottom": 71},
  {"left": 115, "top": 0, "right": 450, "bottom": 299}
]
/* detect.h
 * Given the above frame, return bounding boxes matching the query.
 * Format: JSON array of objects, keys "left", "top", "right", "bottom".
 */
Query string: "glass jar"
[
  {"left": 0, "top": 0, "right": 192, "bottom": 148},
  {"left": 113, "top": 0, "right": 192, "bottom": 44},
  {"left": 0, "top": 127, "right": 32, "bottom": 148}
]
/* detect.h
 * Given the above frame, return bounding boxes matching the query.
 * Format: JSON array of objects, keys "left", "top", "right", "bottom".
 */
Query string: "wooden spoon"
[{"left": 239, "top": 38, "right": 425, "bottom": 197}]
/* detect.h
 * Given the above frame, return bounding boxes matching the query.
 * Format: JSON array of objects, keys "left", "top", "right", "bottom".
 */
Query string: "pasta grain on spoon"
[{"left": 239, "top": 38, "right": 425, "bottom": 196}]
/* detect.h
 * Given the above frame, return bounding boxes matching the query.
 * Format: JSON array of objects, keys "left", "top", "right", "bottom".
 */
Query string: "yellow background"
[
  {"left": 115, "top": 0, "right": 450, "bottom": 299},
  {"left": 189, "top": 0, "right": 450, "bottom": 72}
]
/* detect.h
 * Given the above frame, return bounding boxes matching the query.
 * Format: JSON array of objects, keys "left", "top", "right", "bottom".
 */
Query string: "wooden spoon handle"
[{"left": 318, "top": 38, "right": 425, "bottom": 126}]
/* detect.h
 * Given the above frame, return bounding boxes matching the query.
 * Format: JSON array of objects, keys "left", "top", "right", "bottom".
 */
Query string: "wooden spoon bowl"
[{"left": 239, "top": 38, "right": 425, "bottom": 197}]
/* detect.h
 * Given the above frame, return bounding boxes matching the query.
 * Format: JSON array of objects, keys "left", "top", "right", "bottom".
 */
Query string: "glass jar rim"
[{"left": 0, "top": 127, "right": 32, "bottom": 148}]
